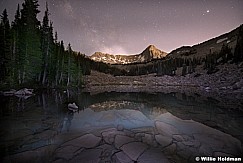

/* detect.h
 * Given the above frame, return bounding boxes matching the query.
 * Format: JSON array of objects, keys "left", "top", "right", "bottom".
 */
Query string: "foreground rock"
[
  {"left": 155, "top": 121, "right": 180, "bottom": 136},
  {"left": 3, "top": 112, "right": 242, "bottom": 163},
  {"left": 138, "top": 148, "right": 170, "bottom": 163},
  {"left": 114, "top": 151, "right": 133, "bottom": 163},
  {"left": 155, "top": 135, "right": 172, "bottom": 148},
  {"left": 69, "top": 149, "right": 102, "bottom": 163},
  {"left": 155, "top": 112, "right": 242, "bottom": 160},
  {"left": 61, "top": 133, "right": 101, "bottom": 148},
  {"left": 114, "top": 135, "right": 134, "bottom": 149},
  {"left": 120, "top": 142, "right": 148, "bottom": 161}
]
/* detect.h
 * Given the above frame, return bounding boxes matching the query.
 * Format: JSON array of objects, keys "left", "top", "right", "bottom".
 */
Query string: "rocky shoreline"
[{"left": 83, "top": 63, "right": 243, "bottom": 110}]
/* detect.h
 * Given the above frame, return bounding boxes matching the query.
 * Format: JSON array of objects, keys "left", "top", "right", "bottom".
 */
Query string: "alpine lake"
[{"left": 0, "top": 90, "right": 242, "bottom": 163}]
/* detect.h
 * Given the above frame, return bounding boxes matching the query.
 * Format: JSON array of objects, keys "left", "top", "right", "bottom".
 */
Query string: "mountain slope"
[
  {"left": 90, "top": 45, "right": 167, "bottom": 64},
  {"left": 167, "top": 26, "right": 240, "bottom": 59}
]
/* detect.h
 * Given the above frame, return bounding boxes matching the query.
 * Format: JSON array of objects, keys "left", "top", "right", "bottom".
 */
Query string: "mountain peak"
[
  {"left": 141, "top": 44, "right": 167, "bottom": 59},
  {"left": 147, "top": 44, "right": 157, "bottom": 50}
]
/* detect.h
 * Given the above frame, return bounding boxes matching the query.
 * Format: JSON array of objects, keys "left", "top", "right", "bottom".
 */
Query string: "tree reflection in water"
[{"left": 0, "top": 90, "right": 242, "bottom": 161}]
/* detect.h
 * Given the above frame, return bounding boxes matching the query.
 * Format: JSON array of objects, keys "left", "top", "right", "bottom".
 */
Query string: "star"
[
  {"left": 1, "top": 0, "right": 238, "bottom": 55},
  {"left": 203, "top": 10, "right": 210, "bottom": 16}
]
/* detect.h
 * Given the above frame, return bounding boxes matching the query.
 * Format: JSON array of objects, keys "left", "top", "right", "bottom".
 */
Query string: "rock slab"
[
  {"left": 138, "top": 149, "right": 170, "bottom": 163},
  {"left": 120, "top": 142, "right": 148, "bottom": 161},
  {"left": 62, "top": 133, "right": 101, "bottom": 148},
  {"left": 115, "top": 135, "right": 135, "bottom": 149}
]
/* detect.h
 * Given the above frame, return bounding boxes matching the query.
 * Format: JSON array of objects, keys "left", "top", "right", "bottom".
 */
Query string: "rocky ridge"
[
  {"left": 90, "top": 45, "right": 167, "bottom": 64},
  {"left": 90, "top": 25, "right": 240, "bottom": 65}
]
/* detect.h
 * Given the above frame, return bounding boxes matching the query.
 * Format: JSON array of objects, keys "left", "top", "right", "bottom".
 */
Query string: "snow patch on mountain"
[{"left": 217, "top": 37, "right": 228, "bottom": 44}]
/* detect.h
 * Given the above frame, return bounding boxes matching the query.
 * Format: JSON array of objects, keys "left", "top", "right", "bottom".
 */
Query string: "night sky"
[{"left": 1, "top": 0, "right": 243, "bottom": 55}]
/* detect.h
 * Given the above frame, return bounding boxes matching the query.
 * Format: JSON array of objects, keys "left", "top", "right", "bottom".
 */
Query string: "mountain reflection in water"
[{"left": 0, "top": 91, "right": 242, "bottom": 162}]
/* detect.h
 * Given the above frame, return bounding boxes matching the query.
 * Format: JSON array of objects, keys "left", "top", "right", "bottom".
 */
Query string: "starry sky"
[{"left": 0, "top": 0, "right": 243, "bottom": 55}]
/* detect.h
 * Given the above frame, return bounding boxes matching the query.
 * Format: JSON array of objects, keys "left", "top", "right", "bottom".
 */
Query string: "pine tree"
[
  {"left": 67, "top": 43, "right": 72, "bottom": 86},
  {"left": 11, "top": 4, "right": 21, "bottom": 86},
  {"left": 182, "top": 59, "right": 187, "bottom": 76},
  {"left": 233, "top": 25, "right": 243, "bottom": 63},
  {"left": 58, "top": 40, "right": 65, "bottom": 85},
  {"left": 0, "top": 9, "right": 11, "bottom": 85},
  {"left": 41, "top": 2, "right": 54, "bottom": 86},
  {"left": 48, "top": 22, "right": 56, "bottom": 86},
  {"left": 19, "top": 0, "right": 42, "bottom": 84},
  {"left": 0, "top": 0, "right": 85, "bottom": 88},
  {"left": 219, "top": 44, "right": 232, "bottom": 63}
]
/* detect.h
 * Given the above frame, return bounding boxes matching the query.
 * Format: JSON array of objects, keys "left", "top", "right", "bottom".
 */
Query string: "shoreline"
[
  {"left": 83, "top": 63, "right": 243, "bottom": 95},
  {"left": 82, "top": 64, "right": 243, "bottom": 110}
]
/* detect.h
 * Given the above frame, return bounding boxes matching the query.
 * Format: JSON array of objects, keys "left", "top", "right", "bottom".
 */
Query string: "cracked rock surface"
[{"left": 3, "top": 112, "right": 242, "bottom": 163}]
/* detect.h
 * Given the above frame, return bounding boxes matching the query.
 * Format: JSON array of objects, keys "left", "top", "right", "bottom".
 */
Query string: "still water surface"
[{"left": 0, "top": 91, "right": 242, "bottom": 161}]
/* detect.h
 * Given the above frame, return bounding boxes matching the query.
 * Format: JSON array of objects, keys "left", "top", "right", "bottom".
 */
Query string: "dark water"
[{"left": 0, "top": 90, "right": 243, "bottom": 160}]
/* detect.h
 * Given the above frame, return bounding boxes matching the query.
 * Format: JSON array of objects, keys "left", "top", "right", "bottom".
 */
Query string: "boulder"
[
  {"left": 15, "top": 88, "right": 34, "bottom": 95},
  {"left": 142, "top": 134, "right": 154, "bottom": 145},
  {"left": 205, "top": 87, "right": 211, "bottom": 91},
  {"left": 68, "top": 103, "right": 78, "bottom": 111},
  {"left": 155, "top": 135, "right": 172, "bottom": 148},
  {"left": 117, "top": 124, "right": 124, "bottom": 131}
]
